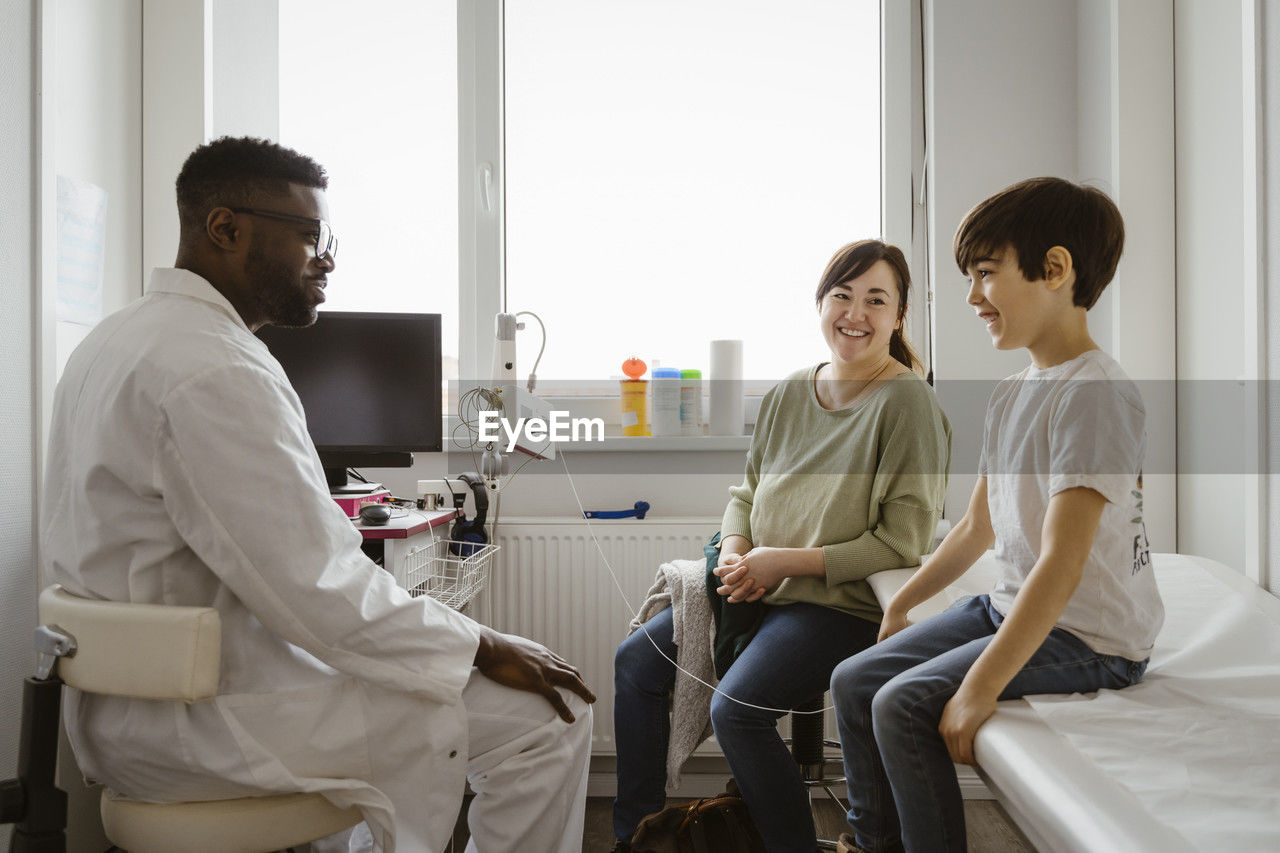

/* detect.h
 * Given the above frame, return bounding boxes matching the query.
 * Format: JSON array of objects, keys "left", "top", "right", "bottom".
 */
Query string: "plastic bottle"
[
  {"left": 650, "top": 367, "right": 682, "bottom": 436},
  {"left": 620, "top": 358, "right": 648, "bottom": 437},
  {"left": 679, "top": 369, "right": 703, "bottom": 435}
]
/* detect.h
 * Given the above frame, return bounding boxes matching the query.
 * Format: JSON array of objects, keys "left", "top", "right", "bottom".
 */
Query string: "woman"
[{"left": 612, "top": 240, "right": 952, "bottom": 852}]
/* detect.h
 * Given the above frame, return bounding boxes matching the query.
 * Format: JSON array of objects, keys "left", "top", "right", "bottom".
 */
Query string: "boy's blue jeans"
[
  {"left": 830, "top": 594, "right": 1148, "bottom": 853},
  {"left": 613, "top": 602, "right": 879, "bottom": 851}
]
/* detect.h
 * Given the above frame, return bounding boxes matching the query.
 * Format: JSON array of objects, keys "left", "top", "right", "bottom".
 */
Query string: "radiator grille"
[
  {"left": 482, "top": 517, "right": 985, "bottom": 798},
  {"left": 485, "top": 518, "right": 718, "bottom": 753}
]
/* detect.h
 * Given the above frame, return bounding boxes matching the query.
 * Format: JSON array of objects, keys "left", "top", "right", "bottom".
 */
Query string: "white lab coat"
[{"left": 40, "top": 269, "right": 531, "bottom": 851}]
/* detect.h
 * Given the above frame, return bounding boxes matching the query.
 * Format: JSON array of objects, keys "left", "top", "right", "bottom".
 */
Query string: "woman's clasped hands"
[{"left": 713, "top": 546, "right": 789, "bottom": 603}]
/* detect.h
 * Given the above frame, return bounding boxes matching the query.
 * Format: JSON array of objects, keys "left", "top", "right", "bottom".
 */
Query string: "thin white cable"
[
  {"left": 557, "top": 452, "right": 831, "bottom": 715},
  {"left": 514, "top": 310, "right": 546, "bottom": 392}
]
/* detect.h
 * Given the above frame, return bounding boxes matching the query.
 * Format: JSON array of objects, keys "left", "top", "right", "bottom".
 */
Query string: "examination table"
[{"left": 867, "top": 552, "right": 1280, "bottom": 853}]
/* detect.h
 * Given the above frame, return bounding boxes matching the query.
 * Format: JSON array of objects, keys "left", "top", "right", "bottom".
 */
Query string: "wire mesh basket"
[{"left": 402, "top": 535, "right": 498, "bottom": 610}]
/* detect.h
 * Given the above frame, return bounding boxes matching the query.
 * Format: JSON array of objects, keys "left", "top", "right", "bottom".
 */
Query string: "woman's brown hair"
[{"left": 814, "top": 239, "right": 923, "bottom": 373}]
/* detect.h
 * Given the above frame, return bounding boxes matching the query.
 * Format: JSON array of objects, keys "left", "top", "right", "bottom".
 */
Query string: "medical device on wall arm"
[{"left": 486, "top": 312, "right": 555, "bottom": 465}]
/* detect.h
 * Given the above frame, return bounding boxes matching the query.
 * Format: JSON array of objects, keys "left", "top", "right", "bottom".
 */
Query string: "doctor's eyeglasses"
[{"left": 230, "top": 207, "right": 338, "bottom": 260}]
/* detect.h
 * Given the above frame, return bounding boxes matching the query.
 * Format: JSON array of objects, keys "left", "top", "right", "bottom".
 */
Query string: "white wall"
[
  {"left": 1, "top": 0, "right": 36, "bottom": 846},
  {"left": 921, "top": 0, "right": 1180, "bottom": 551},
  {"left": 41, "top": 3, "right": 145, "bottom": 846},
  {"left": 1076, "top": 2, "right": 1116, "bottom": 334},
  {"left": 1266, "top": 0, "right": 1279, "bottom": 596},
  {"left": 926, "top": 0, "right": 1080, "bottom": 519},
  {"left": 54, "top": 0, "right": 144, "bottom": 372},
  {"left": 1174, "top": 0, "right": 1256, "bottom": 574},
  {"left": 212, "top": 0, "right": 279, "bottom": 139},
  {"left": 1075, "top": 0, "right": 1178, "bottom": 553},
  {"left": 142, "top": 0, "right": 212, "bottom": 277}
]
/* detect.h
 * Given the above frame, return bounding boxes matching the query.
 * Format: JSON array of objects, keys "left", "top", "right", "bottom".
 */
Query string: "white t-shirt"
[{"left": 980, "top": 349, "right": 1164, "bottom": 660}]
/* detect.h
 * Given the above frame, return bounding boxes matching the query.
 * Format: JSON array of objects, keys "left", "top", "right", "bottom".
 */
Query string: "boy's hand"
[
  {"left": 939, "top": 486, "right": 1104, "bottom": 762},
  {"left": 938, "top": 683, "right": 998, "bottom": 765},
  {"left": 877, "top": 606, "right": 910, "bottom": 643}
]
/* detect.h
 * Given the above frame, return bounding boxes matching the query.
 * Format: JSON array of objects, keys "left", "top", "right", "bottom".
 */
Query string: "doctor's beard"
[{"left": 246, "top": 244, "right": 320, "bottom": 328}]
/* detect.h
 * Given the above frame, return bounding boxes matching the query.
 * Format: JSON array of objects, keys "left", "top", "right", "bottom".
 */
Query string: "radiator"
[
  {"left": 480, "top": 516, "right": 990, "bottom": 799},
  {"left": 484, "top": 517, "right": 716, "bottom": 753}
]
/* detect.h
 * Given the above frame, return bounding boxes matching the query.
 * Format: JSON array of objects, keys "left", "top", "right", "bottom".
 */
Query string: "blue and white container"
[{"left": 650, "top": 367, "right": 683, "bottom": 436}]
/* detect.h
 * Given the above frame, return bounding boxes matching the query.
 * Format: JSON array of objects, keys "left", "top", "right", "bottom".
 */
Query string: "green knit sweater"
[{"left": 719, "top": 365, "right": 952, "bottom": 623}]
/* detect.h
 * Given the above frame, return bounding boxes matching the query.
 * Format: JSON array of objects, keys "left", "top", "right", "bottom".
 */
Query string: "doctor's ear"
[
  {"left": 1042, "top": 245, "right": 1074, "bottom": 291},
  {"left": 205, "top": 207, "right": 241, "bottom": 252}
]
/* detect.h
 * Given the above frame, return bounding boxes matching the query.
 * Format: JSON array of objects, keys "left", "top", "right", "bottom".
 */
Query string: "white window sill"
[
  {"left": 444, "top": 432, "right": 751, "bottom": 454},
  {"left": 445, "top": 394, "right": 760, "bottom": 453},
  {"left": 554, "top": 434, "right": 751, "bottom": 452}
]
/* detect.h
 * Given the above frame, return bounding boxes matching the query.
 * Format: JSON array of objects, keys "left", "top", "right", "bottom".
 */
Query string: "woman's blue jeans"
[
  {"left": 829, "top": 594, "right": 1149, "bottom": 853},
  {"left": 613, "top": 602, "right": 879, "bottom": 851}
]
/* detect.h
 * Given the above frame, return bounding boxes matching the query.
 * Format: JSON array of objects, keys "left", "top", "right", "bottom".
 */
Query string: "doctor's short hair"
[
  {"left": 814, "top": 239, "right": 922, "bottom": 373},
  {"left": 175, "top": 136, "right": 328, "bottom": 234},
  {"left": 952, "top": 177, "right": 1125, "bottom": 309}
]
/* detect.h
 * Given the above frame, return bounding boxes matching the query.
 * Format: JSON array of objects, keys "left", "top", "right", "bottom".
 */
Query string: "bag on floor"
[{"left": 629, "top": 778, "right": 766, "bottom": 853}]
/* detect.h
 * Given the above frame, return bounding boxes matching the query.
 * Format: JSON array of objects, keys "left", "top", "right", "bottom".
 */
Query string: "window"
[
  {"left": 277, "top": 0, "right": 918, "bottom": 412},
  {"left": 504, "top": 0, "right": 882, "bottom": 388},
  {"left": 278, "top": 0, "right": 460, "bottom": 381}
]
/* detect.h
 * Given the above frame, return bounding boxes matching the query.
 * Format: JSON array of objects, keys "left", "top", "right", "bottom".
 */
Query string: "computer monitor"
[{"left": 256, "top": 311, "right": 443, "bottom": 492}]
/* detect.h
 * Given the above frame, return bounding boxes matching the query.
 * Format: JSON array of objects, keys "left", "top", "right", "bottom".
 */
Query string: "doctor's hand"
[{"left": 474, "top": 627, "right": 596, "bottom": 723}]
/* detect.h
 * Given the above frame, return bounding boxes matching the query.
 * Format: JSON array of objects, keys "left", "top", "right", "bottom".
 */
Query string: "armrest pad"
[
  {"left": 39, "top": 585, "right": 221, "bottom": 702},
  {"left": 865, "top": 568, "right": 952, "bottom": 625},
  {"left": 867, "top": 553, "right": 1005, "bottom": 625}
]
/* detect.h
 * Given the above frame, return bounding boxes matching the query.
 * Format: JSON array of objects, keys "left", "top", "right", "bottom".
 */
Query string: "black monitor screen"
[{"left": 256, "top": 312, "right": 443, "bottom": 454}]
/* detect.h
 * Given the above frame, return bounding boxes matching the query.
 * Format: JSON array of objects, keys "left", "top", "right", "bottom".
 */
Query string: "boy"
[{"left": 829, "top": 177, "right": 1164, "bottom": 853}]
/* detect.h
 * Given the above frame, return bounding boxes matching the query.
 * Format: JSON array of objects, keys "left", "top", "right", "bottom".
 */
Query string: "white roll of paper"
[{"left": 709, "top": 339, "right": 744, "bottom": 436}]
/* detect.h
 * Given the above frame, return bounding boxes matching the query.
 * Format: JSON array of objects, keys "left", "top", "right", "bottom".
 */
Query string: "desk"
[
  {"left": 354, "top": 509, "right": 455, "bottom": 589},
  {"left": 353, "top": 507, "right": 455, "bottom": 540}
]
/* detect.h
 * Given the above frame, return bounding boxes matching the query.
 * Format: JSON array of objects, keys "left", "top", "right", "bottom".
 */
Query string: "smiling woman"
[
  {"left": 612, "top": 238, "right": 950, "bottom": 852},
  {"left": 813, "top": 239, "right": 922, "bottom": 409}
]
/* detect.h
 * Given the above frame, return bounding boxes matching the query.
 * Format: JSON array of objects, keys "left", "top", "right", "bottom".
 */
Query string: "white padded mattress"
[{"left": 869, "top": 553, "right": 1280, "bottom": 852}]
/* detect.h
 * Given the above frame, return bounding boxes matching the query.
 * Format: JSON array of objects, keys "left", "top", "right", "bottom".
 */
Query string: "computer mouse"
[{"left": 359, "top": 503, "right": 392, "bottom": 526}]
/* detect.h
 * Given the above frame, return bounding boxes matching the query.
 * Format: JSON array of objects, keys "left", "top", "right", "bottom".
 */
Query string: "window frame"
[{"left": 457, "top": 0, "right": 927, "bottom": 402}]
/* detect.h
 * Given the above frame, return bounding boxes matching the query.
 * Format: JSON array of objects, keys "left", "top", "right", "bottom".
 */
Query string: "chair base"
[
  {"left": 786, "top": 734, "right": 849, "bottom": 851},
  {"left": 100, "top": 789, "right": 361, "bottom": 853}
]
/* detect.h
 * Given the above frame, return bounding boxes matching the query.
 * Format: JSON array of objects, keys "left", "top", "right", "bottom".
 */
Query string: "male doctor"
[{"left": 41, "top": 136, "right": 595, "bottom": 852}]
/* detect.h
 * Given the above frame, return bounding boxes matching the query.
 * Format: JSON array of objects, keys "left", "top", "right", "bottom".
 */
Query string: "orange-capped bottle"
[{"left": 620, "top": 357, "right": 648, "bottom": 437}]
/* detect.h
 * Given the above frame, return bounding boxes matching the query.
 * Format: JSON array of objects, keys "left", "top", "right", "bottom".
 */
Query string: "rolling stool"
[
  {"left": 786, "top": 696, "right": 847, "bottom": 852},
  {"left": 0, "top": 585, "right": 361, "bottom": 853}
]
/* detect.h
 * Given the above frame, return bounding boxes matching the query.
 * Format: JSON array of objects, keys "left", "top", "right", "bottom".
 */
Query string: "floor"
[{"left": 449, "top": 795, "right": 1035, "bottom": 852}]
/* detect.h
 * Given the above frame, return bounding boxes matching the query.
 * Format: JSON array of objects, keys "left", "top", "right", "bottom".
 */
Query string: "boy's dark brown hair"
[
  {"left": 953, "top": 177, "right": 1125, "bottom": 309},
  {"left": 814, "top": 239, "right": 922, "bottom": 373}
]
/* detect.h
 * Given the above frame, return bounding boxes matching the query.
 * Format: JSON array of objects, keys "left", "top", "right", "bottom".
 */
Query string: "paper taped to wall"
[{"left": 56, "top": 175, "right": 108, "bottom": 326}]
